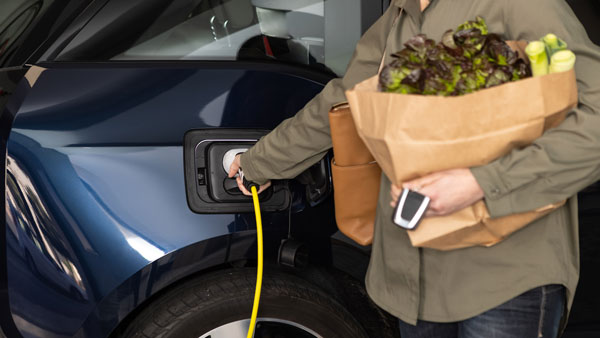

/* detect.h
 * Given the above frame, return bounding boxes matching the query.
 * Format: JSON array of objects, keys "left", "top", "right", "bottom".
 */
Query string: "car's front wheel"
[{"left": 120, "top": 268, "right": 369, "bottom": 338}]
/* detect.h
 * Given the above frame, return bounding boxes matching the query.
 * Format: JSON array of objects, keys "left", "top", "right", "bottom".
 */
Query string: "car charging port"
[{"left": 184, "top": 129, "right": 290, "bottom": 214}]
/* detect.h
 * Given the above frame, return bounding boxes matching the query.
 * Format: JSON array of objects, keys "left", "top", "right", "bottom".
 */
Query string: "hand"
[
  {"left": 227, "top": 154, "right": 272, "bottom": 196},
  {"left": 390, "top": 168, "right": 484, "bottom": 217}
]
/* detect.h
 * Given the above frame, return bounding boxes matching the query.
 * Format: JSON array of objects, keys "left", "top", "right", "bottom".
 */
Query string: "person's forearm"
[
  {"left": 240, "top": 78, "right": 344, "bottom": 185},
  {"left": 241, "top": 5, "right": 399, "bottom": 183},
  {"left": 471, "top": 0, "right": 600, "bottom": 217}
]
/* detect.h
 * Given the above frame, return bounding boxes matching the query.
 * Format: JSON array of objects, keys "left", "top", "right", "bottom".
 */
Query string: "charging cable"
[
  {"left": 245, "top": 178, "right": 263, "bottom": 338},
  {"left": 223, "top": 149, "right": 264, "bottom": 338}
]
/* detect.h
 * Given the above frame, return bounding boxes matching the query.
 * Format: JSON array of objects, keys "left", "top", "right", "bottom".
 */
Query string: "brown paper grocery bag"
[
  {"left": 345, "top": 65, "right": 577, "bottom": 250},
  {"left": 411, "top": 200, "right": 566, "bottom": 250},
  {"left": 346, "top": 69, "right": 577, "bottom": 185}
]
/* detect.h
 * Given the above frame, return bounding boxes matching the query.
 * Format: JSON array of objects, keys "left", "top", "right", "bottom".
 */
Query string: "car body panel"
[{"left": 5, "top": 64, "right": 327, "bottom": 337}]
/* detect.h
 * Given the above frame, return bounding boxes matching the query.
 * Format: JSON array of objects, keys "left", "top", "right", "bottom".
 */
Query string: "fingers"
[
  {"left": 424, "top": 199, "right": 443, "bottom": 217},
  {"left": 390, "top": 173, "right": 441, "bottom": 209},
  {"left": 230, "top": 154, "right": 273, "bottom": 196},
  {"left": 235, "top": 176, "right": 272, "bottom": 196},
  {"left": 390, "top": 184, "right": 402, "bottom": 207},
  {"left": 424, "top": 199, "right": 455, "bottom": 217},
  {"left": 227, "top": 154, "right": 241, "bottom": 178},
  {"left": 236, "top": 176, "right": 252, "bottom": 196},
  {"left": 412, "top": 168, "right": 484, "bottom": 217},
  {"left": 390, "top": 177, "right": 435, "bottom": 208},
  {"left": 257, "top": 181, "right": 272, "bottom": 194},
  {"left": 391, "top": 184, "right": 402, "bottom": 197},
  {"left": 402, "top": 173, "right": 441, "bottom": 191}
]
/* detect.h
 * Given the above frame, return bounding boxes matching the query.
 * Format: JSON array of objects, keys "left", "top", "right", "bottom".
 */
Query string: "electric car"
[{"left": 0, "top": 0, "right": 599, "bottom": 337}]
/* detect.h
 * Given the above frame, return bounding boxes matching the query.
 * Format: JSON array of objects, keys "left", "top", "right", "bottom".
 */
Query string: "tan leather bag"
[
  {"left": 328, "top": 8, "right": 402, "bottom": 246},
  {"left": 329, "top": 102, "right": 381, "bottom": 245}
]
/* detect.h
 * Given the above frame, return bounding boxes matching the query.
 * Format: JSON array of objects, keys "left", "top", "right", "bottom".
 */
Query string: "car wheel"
[{"left": 120, "top": 268, "right": 369, "bottom": 338}]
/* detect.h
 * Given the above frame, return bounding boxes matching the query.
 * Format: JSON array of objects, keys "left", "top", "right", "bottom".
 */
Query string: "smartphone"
[{"left": 392, "top": 188, "right": 430, "bottom": 230}]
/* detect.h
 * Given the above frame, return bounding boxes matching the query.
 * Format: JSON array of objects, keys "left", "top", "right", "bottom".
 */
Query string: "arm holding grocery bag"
[
  {"left": 390, "top": 0, "right": 600, "bottom": 222},
  {"left": 390, "top": 168, "right": 484, "bottom": 217}
]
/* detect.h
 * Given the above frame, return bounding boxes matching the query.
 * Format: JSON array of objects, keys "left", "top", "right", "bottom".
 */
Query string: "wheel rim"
[{"left": 198, "top": 318, "right": 323, "bottom": 338}]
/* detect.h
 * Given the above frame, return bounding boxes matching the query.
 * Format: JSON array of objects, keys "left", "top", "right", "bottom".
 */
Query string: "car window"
[
  {"left": 55, "top": 0, "right": 383, "bottom": 76},
  {"left": 0, "top": 0, "right": 47, "bottom": 67}
]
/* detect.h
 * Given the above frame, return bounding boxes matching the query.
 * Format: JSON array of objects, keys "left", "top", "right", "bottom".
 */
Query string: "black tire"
[{"left": 120, "top": 268, "right": 369, "bottom": 338}]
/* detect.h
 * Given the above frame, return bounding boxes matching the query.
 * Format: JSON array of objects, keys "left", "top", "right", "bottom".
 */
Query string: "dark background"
[{"left": 566, "top": 0, "right": 600, "bottom": 45}]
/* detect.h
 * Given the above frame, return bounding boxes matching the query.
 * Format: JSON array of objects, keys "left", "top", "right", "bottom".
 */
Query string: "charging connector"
[{"left": 243, "top": 176, "right": 260, "bottom": 191}]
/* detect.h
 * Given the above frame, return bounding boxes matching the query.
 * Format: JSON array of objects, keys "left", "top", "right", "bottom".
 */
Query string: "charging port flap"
[{"left": 184, "top": 129, "right": 290, "bottom": 213}]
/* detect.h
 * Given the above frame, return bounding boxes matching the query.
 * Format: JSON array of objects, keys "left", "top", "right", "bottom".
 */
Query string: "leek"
[
  {"left": 549, "top": 50, "right": 576, "bottom": 73},
  {"left": 525, "top": 41, "right": 549, "bottom": 76},
  {"left": 542, "top": 33, "right": 568, "bottom": 58}
]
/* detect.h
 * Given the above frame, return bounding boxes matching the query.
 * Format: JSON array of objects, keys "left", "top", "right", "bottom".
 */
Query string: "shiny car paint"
[{"left": 4, "top": 63, "right": 328, "bottom": 337}]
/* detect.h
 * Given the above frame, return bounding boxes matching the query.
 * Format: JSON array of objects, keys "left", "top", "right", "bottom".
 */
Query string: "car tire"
[{"left": 119, "top": 268, "right": 369, "bottom": 338}]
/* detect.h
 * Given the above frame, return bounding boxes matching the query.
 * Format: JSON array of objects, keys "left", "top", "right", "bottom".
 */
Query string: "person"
[{"left": 228, "top": 0, "right": 600, "bottom": 336}]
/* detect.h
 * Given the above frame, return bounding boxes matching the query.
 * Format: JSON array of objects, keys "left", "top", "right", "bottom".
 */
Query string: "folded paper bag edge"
[{"left": 408, "top": 200, "right": 567, "bottom": 250}]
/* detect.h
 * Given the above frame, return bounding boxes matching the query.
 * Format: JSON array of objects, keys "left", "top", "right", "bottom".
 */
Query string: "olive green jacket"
[{"left": 241, "top": 0, "right": 600, "bottom": 324}]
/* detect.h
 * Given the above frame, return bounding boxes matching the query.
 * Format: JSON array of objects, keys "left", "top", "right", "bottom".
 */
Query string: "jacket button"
[{"left": 491, "top": 188, "right": 500, "bottom": 195}]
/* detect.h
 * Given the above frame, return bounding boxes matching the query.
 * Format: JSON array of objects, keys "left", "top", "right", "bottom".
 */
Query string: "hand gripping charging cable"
[{"left": 223, "top": 150, "right": 263, "bottom": 338}]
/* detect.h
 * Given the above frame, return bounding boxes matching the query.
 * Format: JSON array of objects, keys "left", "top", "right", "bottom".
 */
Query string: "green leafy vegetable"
[
  {"left": 456, "top": 16, "right": 488, "bottom": 35},
  {"left": 379, "top": 17, "right": 531, "bottom": 96}
]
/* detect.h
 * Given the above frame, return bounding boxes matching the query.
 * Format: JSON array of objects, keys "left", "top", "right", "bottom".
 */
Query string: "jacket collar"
[{"left": 392, "top": 0, "right": 425, "bottom": 27}]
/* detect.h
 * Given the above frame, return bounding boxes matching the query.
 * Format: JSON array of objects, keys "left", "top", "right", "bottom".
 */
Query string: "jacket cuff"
[
  {"left": 240, "top": 150, "right": 269, "bottom": 185},
  {"left": 470, "top": 163, "right": 513, "bottom": 218}
]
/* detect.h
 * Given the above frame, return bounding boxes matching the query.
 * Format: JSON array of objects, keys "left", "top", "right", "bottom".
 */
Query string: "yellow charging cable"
[{"left": 247, "top": 185, "right": 263, "bottom": 338}]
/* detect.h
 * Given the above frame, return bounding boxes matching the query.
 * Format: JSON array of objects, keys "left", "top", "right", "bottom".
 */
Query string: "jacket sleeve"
[
  {"left": 470, "top": 0, "right": 600, "bottom": 217},
  {"left": 240, "top": 5, "right": 399, "bottom": 185}
]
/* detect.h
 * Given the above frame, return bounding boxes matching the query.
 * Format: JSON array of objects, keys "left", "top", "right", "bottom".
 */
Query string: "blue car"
[{"left": 0, "top": 0, "right": 599, "bottom": 337}]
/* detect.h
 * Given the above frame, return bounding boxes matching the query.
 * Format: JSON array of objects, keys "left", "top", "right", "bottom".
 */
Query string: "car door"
[{"left": 0, "top": 1, "right": 100, "bottom": 337}]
